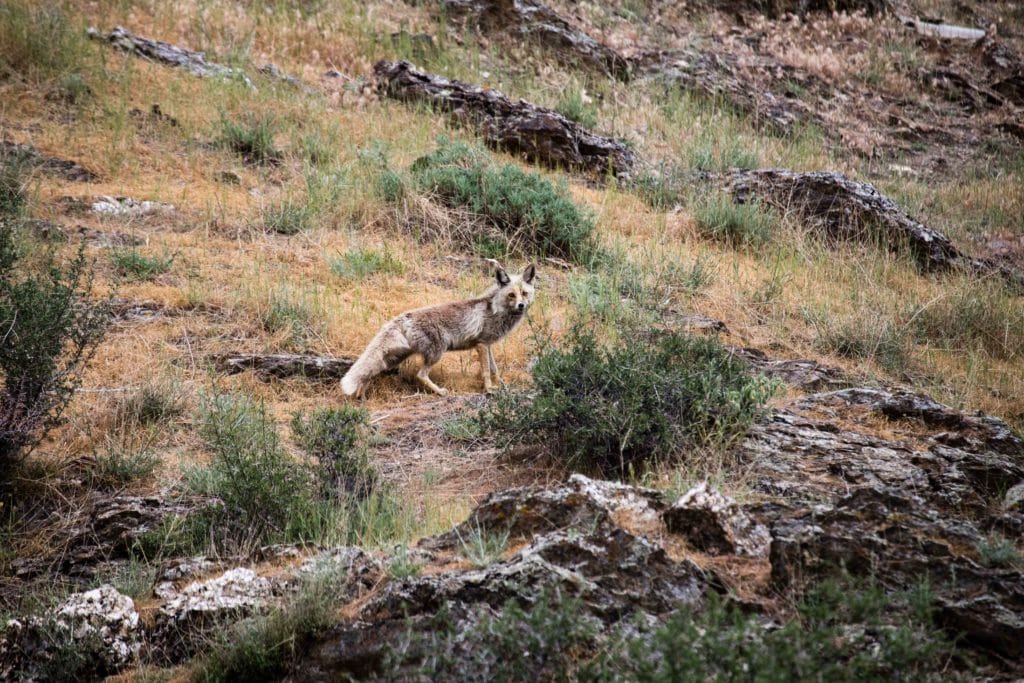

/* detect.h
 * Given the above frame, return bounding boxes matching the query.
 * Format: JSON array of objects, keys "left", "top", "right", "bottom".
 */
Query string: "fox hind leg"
[{"left": 415, "top": 350, "right": 448, "bottom": 396}]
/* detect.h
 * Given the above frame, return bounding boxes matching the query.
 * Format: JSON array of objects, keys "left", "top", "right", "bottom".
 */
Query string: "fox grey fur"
[{"left": 341, "top": 264, "right": 537, "bottom": 398}]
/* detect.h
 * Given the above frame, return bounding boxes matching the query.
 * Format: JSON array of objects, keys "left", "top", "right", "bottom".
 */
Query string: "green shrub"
[
  {"left": 257, "top": 287, "right": 318, "bottom": 349},
  {"left": 0, "top": 1, "right": 88, "bottom": 84},
  {"left": 387, "top": 545, "right": 424, "bottom": 579},
  {"left": 687, "top": 130, "right": 760, "bottom": 172},
  {"left": 329, "top": 247, "right": 404, "bottom": 280},
  {"left": 291, "top": 406, "right": 376, "bottom": 499},
  {"left": 441, "top": 415, "right": 482, "bottom": 443},
  {"left": 190, "top": 394, "right": 316, "bottom": 546},
  {"left": 555, "top": 89, "right": 598, "bottom": 129},
  {"left": 91, "top": 437, "right": 159, "bottom": 488},
  {"left": 410, "top": 138, "right": 598, "bottom": 264},
  {"left": 217, "top": 113, "right": 282, "bottom": 165},
  {"left": 109, "top": 248, "right": 173, "bottom": 281},
  {"left": 482, "top": 324, "right": 777, "bottom": 476},
  {"left": 196, "top": 567, "right": 350, "bottom": 683},
  {"left": 691, "top": 192, "right": 777, "bottom": 247},
  {"left": 375, "top": 169, "right": 406, "bottom": 203},
  {"left": 456, "top": 522, "right": 509, "bottom": 568},
  {"left": 264, "top": 198, "right": 312, "bottom": 235},
  {"left": 55, "top": 72, "right": 90, "bottom": 105},
  {"left": 0, "top": 222, "right": 109, "bottom": 469}
]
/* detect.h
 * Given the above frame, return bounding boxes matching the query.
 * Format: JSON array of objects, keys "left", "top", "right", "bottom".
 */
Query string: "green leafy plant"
[
  {"left": 291, "top": 406, "right": 376, "bottom": 500},
  {"left": 217, "top": 113, "right": 282, "bottom": 165},
  {"left": 109, "top": 248, "right": 173, "bottom": 281},
  {"left": 691, "top": 192, "right": 777, "bottom": 247},
  {"left": 482, "top": 324, "right": 778, "bottom": 476},
  {"left": 329, "top": 247, "right": 404, "bottom": 281},
  {"left": 0, "top": 221, "right": 109, "bottom": 469}
]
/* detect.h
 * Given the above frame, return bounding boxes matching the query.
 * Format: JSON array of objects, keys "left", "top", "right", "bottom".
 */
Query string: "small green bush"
[
  {"left": 687, "top": 131, "right": 760, "bottom": 172},
  {"left": 109, "top": 248, "right": 173, "bottom": 281},
  {"left": 258, "top": 287, "right": 318, "bottom": 349},
  {"left": 55, "top": 72, "right": 90, "bottom": 105},
  {"left": 456, "top": 522, "right": 509, "bottom": 568},
  {"left": 691, "top": 193, "right": 777, "bottom": 247},
  {"left": 91, "top": 437, "right": 159, "bottom": 488},
  {"left": 264, "top": 198, "right": 312, "bottom": 235},
  {"left": 217, "top": 113, "right": 282, "bottom": 165},
  {"left": 375, "top": 169, "right": 406, "bottom": 203},
  {"left": 482, "top": 324, "right": 777, "bottom": 476},
  {"left": 555, "top": 89, "right": 598, "bottom": 129},
  {"left": 291, "top": 406, "right": 376, "bottom": 499},
  {"left": 329, "top": 247, "right": 404, "bottom": 280},
  {"left": 0, "top": 222, "right": 109, "bottom": 469},
  {"left": 190, "top": 394, "right": 316, "bottom": 546},
  {"left": 411, "top": 138, "right": 598, "bottom": 264}
]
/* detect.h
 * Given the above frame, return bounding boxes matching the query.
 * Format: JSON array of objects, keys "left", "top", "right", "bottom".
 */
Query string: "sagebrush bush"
[
  {"left": 482, "top": 324, "right": 777, "bottom": 475},
  {"left": 410, "top": 138, "right": 598, "bottom": 264},
  {"left": 555, "top": 89, "right": 598, "bottom": 129},
  {"left": 291, "top": 406, "right": 376, "bottom": 499},
  {"left": 0, "top": 221, "right": 109, "bottom": 470},
  {"left": 691, "top": 192, "right": 777, "bottom": 247},
  {"left": 264, "top": 198, "right": 312, "bottom": 235},
  {"left": 190, "top": 394, "right": 316, "bottom": 546}
]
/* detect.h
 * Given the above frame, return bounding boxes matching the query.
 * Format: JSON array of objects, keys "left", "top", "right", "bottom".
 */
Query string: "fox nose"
[{"left": 516, "top": 302, "right": 525, "bottom": 311}]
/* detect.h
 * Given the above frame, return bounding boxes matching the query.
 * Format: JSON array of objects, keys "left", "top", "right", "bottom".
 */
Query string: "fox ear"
[
  {"left": 495, "top": 267, "right": 511, "bottom": 286},
  {"left": 522, "top": 264, "right": 536, "bottom": 284}
]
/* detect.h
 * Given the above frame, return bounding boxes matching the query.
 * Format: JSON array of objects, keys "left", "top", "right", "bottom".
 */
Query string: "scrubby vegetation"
[
  {"left": 406, "top": 138, "right": 599, "bottom": 263},
  {"left": 388, "top": 578, "right": 952, "bottom": 682},
  {"left": 0, "top": 220, "right": 109, "bottom": 471},
  {"left": 483, "top": 324, "right": 778, "bottom": 475}
]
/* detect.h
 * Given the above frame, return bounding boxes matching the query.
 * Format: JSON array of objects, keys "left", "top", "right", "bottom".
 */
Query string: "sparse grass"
[
  {"left": 441, "top": 415, "right": 483, "bottom": 443},
  {"left": 92, "top": 558, "right": 158, "bottom": 600},
  {"left": 909, "top": 279, "right": 1024, "bottom": 360},
  {"left": 688, "top": 128, "right": 760, "bottom": 172},
  {"left": 263, "top": 197, "right": 312, "bottom": 235},
  {"left": 91, "top": 434, "right": 159, "bottom": 488},
  {"left": 691, "top": 192, "right": 777, "bottom": 247},
  {"left": 387, "top": 545, "right": 423, "bottom": 579},
  {"left": 809, "top": 307, "right": 912, "bottom": 375},
  {"left": 329, "top": 246, "right": 404, "bottom": 280},
  {"left": 457, "top": 522, "right": 509, "bottom": 568},
  {"left": 976, "top": 534, "right": 1022, "bottom": 569},
  {"left": 217, "top": 113, "right": 282, "bottom": 165},
  {"left": 109, "top": 248, "right": 174, "bottom": 281},
  {"left": 113, "top": 380, "right": 185, "bottom": 428},
  {"left": 0, "top": 151, "right": 31, "bottom": 218},
  {"left": 483, "top": 323, "right": 778, "bottom": 476},
  {"left": 256, "top": 286, "right": 320, "bottom": 349},
  {"left": 0, "top": 0, "right": 89, "bottom": 84}
]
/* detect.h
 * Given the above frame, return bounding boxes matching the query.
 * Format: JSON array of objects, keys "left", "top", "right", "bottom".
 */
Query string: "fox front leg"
[
  {"left": 476, "top": 345, "right": 494, "bottom": 393},
  {"left": 486, "top": 346, "right": 502, "bottom": 386}
]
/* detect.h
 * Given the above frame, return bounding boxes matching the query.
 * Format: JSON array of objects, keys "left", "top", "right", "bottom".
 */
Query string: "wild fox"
[{"left": 341, "top": 264, "right": 537, "bottom": 398}]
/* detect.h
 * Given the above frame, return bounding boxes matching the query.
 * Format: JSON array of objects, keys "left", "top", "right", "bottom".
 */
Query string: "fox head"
[{"left": 492, "top": 264, "right": 536, "bottom": 317}]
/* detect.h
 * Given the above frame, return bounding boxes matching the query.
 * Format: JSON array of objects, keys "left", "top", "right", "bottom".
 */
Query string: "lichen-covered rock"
[
  {"left": 0, "top": 586, "right": 141, "bottom": 681},
  {"left": 663, "top": 482, "right": 770, "bottom": 556}
]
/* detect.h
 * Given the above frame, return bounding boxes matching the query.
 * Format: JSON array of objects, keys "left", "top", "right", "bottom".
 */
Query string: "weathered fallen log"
[
  {"left": 87, "top": 26, "right": 253, "bottom": 86},
  {"left": 0, "top": 141, "right": 97, "bottom": 182},
  {"left": 899, "top": 16, "right": 985, "bottom": 41},
  {"left": 444, "top": 0, "right": 629, "bottom": 79},
  {"left": 214, "top": 353, "right": 358, "bottom": 380},
  {"left": 720, "top": 169, "right": 1024, "bottom": 289},
  {"left": 374, "top": 60, "right": 634, "bottom": 177}
]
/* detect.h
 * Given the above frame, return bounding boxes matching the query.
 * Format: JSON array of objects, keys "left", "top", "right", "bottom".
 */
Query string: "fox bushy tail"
[{"left": 341, "top": 322, "right": 404, "bottom": 397}]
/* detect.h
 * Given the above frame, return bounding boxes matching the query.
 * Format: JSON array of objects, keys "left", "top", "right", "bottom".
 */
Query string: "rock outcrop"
[{"left": 374, "top": 60, "right": 634, "bottom": 177}]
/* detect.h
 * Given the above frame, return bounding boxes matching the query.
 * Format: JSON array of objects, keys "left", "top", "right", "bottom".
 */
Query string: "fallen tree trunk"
[
  {"left": 444, "top": 0, "right": 629, "bottom": 79},
  {"left": 374, "top": 60, "right": 634, "bottom": 177},
  {"left": 719, "top": 169, "right": 1024, "bottom": 289},
  {"left": 214, "top": 353, "right": 357, "bottom": 380}
]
